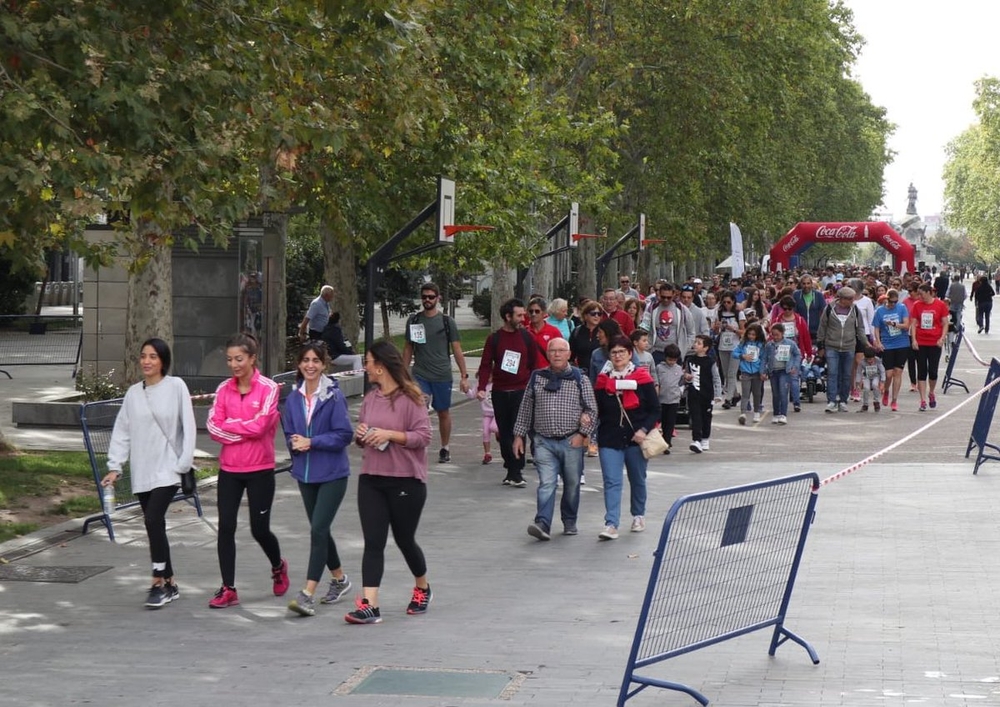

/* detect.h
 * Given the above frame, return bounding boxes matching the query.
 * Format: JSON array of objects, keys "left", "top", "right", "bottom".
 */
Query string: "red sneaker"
[
  {"left": 882, "top": 391, "right": 889, "bottom": 407},
  {"left": 272, "top": 559, "right": 290, "bottom": 597},
  {"left": 209, "top": 586, "right": 239, "bottom": 609},
  {"left": 482, "top": 453, "right": 492, "bottom": 465}
]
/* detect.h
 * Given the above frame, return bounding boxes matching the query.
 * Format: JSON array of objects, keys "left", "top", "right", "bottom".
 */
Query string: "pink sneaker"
[
  {"left": 209, "top": 586, "right": 239, "bottom": 609},
  {"left": 891, "top": 401, "right": 898, "bottom": 412},
  {"left": 272, "top": 559, "right": 290, "bottom": 597}
]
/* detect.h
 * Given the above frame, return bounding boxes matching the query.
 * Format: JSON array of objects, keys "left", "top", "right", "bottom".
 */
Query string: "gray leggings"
[
  {"left": 740, "top": 374, "right": 764, "bottom": 413},
  {"left": 718, "top": 349, "right": 739, "bottom": 400}
]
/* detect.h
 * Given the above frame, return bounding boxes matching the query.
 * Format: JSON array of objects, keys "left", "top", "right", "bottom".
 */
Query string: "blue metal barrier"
[
  {"left": 942, "top": 325, "right": 969, "bottom": 394},
  {"left": 618, "top": 472, "right": 820, "bottom": 706},
  {"left": 80, "top": 398, "right": 203, "bottom": 542}
]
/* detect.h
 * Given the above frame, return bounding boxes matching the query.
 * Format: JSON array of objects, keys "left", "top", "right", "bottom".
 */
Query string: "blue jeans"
[
  {"left": 533, "top": 435, "right": 584, "bottom": 531},
  {"left": 769, "top": 369, "right": 791, "bottom": 416},
  {"left": 825, "top": 349, "right": 854, "bottom": 403},
  {"left": 598, "top": 445, "right": 648, "bottom": 529}
]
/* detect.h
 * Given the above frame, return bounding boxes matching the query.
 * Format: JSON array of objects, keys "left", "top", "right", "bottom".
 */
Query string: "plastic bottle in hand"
[{"left": 103, "top": 485, "right": 116, "bottom": 516}]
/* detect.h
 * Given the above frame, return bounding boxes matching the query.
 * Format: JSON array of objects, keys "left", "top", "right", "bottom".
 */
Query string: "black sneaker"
[
  {"left": 145, "top": 584, "right": 169, "bottom": 609},
  {"left": 345, "top": 598, "right": 382, "bottom": 624},
  {"left": 510, "top": 475, "right": 527, "bottom": 488},
  {"left": 438, "top": 448, "right": 450, "bottom": 463},
  {"left": 406, "top": 585, "right": 432, "bottom": 615},
  {"left": 163, "top": 582, "right": 179, "bottom": 603}
]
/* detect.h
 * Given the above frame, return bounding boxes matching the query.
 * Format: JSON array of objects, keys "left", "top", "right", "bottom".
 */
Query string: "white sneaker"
[
  {"left": 777, "top": 415, "right": 788, "bottom": 425},
  {"left": 689, "top": 440, "right": 703, "bottom": 453},
  {"left": 738, "top": 413, "right": 746, "bottom": 425},
  {"left": 630, "top": 516, "right": 645, "bottom": 533},
  {"left": 771, "top": 417, "right": 780, "bottom": 424},
  {"left": 825, "top": 402, "right": 838, "bottom": 413},
  {"left": 838, "top": 402, "right": 850, "bottom": 413},
  {"left": 752, "top": 412, "right": 762, "bottom": 423},
  {"left": 580, "top": 474, "right": 586, "bottom": 485},
  {"left": 598, "top": 525, "right": 619, "bottom": 540},
  {"left": 700, "top": 440, "right": 710, "bottom": 450}
]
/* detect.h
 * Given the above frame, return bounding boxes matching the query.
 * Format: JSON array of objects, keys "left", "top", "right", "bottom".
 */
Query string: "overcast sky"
[{"left": 842, "top": 0, "right": 1000, "bottom": 218}]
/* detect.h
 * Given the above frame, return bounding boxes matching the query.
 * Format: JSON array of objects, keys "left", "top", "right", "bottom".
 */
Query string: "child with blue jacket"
[
  {"left": 281, "top": 342, "right": 355, "bottom": 617},
  {"left": 732, "top": 323, "right": 766, "bottom": 424},
  {"left": 761, "top": 322, "right": 802, "bottom": 425}
]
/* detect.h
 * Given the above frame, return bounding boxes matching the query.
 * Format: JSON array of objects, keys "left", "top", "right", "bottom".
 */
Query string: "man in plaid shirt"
[{"left": 513, "top": 339, "right": 598, "bottom": 540}]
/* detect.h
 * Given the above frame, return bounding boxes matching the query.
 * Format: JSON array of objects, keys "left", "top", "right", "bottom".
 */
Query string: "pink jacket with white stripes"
[{"left": 207, "top": 369, "right": 280, "bottom": 472}]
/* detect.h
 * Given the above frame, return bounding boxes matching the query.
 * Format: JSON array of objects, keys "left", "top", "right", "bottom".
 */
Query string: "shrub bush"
[{"left": 471, "top": 288, "right": 492, "bottom": 324}]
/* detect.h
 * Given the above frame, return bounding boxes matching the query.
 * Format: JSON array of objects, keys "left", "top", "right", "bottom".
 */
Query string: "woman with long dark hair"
[
  {"left": 282, "top": 342, "right": 354, "bottom": 617},
  {"left": 103, "top": 338, "right": 196, "bottom": 608},
  {"left": 206, "top": 332, "right": 287, "bottom": 608},
  {"left": 345, "top": 341, "right": 433, "bottom": 625}
]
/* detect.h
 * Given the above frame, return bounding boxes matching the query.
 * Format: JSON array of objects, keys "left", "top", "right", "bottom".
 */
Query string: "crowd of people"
[{"left": 101, "top": 265, "right": 986, "bottom": 612}]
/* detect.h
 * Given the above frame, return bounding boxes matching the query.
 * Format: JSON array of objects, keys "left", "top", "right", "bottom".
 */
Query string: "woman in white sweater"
[{"left": 102, "top": 338, "right": 196, "bottom": 609}]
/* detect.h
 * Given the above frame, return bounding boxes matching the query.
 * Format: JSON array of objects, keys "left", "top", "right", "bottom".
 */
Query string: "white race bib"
[
  {"left": 920, "top": 311, "right": 934, "bottom": 330},
  {"left": 776, "top": 344, "right": 791, "bottom": 362},
  {"left": 409, "top": 323, "right": 426, "bottom": 344},
  {"left": 745, "top": 347, "right": 759, "bottom": 362},
  {"left": 500, "top": 349, "right": 522, "bottom": 374},
  {"left": 720, "top": 331, "right": 738, "bottom": 349},
  {"left": 783, "top": 322, "right": 797, "bottom": 340}
]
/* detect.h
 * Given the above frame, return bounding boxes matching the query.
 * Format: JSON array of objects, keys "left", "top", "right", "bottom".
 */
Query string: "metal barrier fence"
[
  {"left": 0, "top": 314, "right": 82, "bottom": 379},
  {"left": 619, "top": 472, "right": 820, "bottom": 706},
  {"left": 943, "top": 324, "right": 969, "bottom": 394},
  {"left": 272, "top": 371, "right": 298, "bottom": 474},
  {"left": 79, "top": 399, "right": 203, "bottom": 542}
]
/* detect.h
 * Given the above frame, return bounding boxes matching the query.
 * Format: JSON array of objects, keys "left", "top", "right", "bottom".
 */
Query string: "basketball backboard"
[
  {"left": 437, "top": 176, "right": 456, "bottom": 244},
  {"left": 568, "top": 202, "right": 580, "bottom": 248}
]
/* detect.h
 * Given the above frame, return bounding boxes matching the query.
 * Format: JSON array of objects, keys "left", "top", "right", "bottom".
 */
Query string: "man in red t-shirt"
[
  {"left": 908, "top": 283, "right": 950, "bottom": 411},
  {"left": 600, "top": 288, "right": 635, "bottom": 335},
  {"left": 526, "top": 297, "right": 563, "bottom": 368}
]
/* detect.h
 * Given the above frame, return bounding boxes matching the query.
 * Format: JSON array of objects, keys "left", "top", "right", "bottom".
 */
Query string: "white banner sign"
[{"left": 729, "top": 222, "right": 746, "bottom": 277}]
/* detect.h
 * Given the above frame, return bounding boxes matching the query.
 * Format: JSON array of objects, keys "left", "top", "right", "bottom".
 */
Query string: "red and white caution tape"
[
  {"left": 187, "top": 369, "right": 366, "bottom": 402},
  {"left": 819, "top": 371, "right": 1000, "bottom": 487},
  {"left": 963, "top": 335, "right": 992, "bottom": 367}
]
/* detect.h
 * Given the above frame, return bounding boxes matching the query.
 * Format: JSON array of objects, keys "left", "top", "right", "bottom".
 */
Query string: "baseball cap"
[{"left": 692, "top": 278, "right": 702, "bottom": 284}]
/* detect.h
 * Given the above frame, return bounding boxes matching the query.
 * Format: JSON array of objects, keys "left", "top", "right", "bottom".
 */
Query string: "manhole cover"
[
  {"left": 0, "top": 565, "right": 113, "bottom": 583},
  {"left": 337, "top": 666, "right": 525, "bottom": 699}
]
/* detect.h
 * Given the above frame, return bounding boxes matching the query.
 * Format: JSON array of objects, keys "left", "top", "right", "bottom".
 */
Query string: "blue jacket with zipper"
[{"left": 281, "top": 375, "right": 353, "bottom": 484}]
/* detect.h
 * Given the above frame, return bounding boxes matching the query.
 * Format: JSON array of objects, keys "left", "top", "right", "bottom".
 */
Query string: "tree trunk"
[
  {"left": 124, "top": 220, "right": 173, "bottom": 383},
  {"left": 489, "top": 262, "right": 515, "bottom": 330},
  {"left": 380, "top": 300, "right": 391, "bottom": 340},
  {"left": 264, "top": 211, "right": 288, "bottom": 375},
  {"left": 320, "top": 213, "right": 359, "bottom": 347}
]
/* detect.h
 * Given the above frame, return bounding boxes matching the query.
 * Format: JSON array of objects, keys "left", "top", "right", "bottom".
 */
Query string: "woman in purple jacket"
[
  {"left": 345, "top": 341, "right": 432, "bottom": 625},
  {"left": 282, "top": 342, "right": 355, "bottom": 617}
]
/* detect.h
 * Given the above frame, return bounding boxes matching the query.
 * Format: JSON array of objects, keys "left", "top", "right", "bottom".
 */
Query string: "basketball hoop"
[
  {"left": 641, "top": 239, "right": 666, "bottom": 247},
  {"left": 571, "top": 232, "right": 607, "bottom": 242},
  {"left": 443, "top": 225, "right": 495, "bottom": 237}
]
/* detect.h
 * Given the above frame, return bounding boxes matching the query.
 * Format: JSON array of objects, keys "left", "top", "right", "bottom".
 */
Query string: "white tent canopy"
[{"left": 715, "top": 256, "right": 734, "bottom": 270}]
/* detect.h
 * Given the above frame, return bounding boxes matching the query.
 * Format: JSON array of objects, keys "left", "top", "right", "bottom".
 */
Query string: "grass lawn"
[
  {"left": 0, "top": 451, "right": 220, "bottom": 545},
  {"left": 386, "top": 326, "right": 492, "bottom": 355},
  {"left": 0, "top": 451, "right": 97, "bottom": 544}
]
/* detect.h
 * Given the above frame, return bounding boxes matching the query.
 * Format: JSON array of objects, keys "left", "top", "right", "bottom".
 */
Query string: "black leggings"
[
  {"left": 216, "top": 469, "right": 282, "bottom": 588},
  {"left": 357, "top": 474, "right": 427, "bottom": 588},
  {"left": 297, "top": 478, "right": 348, "bottom": 582},
  {"left": 915, "top": 345, "right": 943, "bottom": 382},
  {"left": 136, "top": 485, "right": 178, "bottom": 579}
]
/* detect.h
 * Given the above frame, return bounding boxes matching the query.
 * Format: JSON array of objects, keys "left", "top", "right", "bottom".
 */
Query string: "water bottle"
[{"left": 103, "top": 485, "right": 116, "bottom": 516}]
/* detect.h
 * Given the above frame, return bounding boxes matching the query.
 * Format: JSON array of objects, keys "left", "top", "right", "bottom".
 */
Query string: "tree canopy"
[{"left": 2, "top": 0, "right": 892, "bottom": 302}]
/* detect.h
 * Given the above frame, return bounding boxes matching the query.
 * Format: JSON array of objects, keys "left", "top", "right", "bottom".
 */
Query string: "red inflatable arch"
[{"left": 769, "top": 222, "right": 915, "bottom": 274}]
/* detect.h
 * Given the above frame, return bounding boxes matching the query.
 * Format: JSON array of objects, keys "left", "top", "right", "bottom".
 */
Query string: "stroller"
[{"left": 801, "top": 347, "right": 827, "bottom": 403}]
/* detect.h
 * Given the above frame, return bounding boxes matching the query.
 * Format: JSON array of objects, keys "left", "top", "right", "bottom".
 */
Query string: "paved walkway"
[{"left": 4, "top": 297, "right": 1000, "bottom": 705}]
